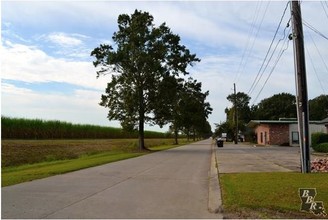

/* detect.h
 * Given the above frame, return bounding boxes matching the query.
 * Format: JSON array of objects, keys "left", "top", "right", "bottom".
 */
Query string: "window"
[{"left": 292, "top": 131, "right": 299, "bottom": 144}]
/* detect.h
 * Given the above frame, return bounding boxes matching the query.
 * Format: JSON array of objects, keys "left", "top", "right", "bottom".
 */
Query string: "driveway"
[
  {"left": 215, "top": 143, "right": 302, "bottom": 173},
  {"left": 2, "top": 140, "right": 222, "bottom": 219}
]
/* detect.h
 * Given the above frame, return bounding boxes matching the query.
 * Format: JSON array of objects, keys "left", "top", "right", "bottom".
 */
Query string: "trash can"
[{"left": 216, "top": 138, "right": 223, "bottom": 147}]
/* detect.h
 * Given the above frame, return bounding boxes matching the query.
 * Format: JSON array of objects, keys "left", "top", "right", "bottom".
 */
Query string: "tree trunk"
[
  {"left": 174, "top": 126, "right": 179, "bottom": 145},
  {"left": 138, "top": 88, "right": 147, "bottom": 151},
  {"left": 193, "top": 128, "right": 196, "bottom": 141},
  {"left": 138, "top": 119, "right": 146, "bottom": 151}
]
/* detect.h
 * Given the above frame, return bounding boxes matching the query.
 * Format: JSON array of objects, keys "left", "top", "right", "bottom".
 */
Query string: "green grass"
[
  {"left": 2, "top": 139, "right": 186, "bottom": 167},
  {"left": 220, "top": 172, "right": 328, "bottom": 218},
  {"left": 1, "top": 139, "right": 187, "bottom": 187},
  {"left": 2, "top": 151, "right": 146, "bottom": 187}
]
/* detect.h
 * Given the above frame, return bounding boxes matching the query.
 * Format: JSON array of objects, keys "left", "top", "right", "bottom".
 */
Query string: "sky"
[{"left": 2, "top": 0, "right": 328, "bottom": 132}]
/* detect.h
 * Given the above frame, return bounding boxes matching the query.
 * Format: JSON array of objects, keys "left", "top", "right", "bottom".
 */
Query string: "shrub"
[
  {"left": 312, "top": 143, "right": 328, "bottom": 153},
  {"left": 311, "top": 132, "right": 328, "bottom": 147}
]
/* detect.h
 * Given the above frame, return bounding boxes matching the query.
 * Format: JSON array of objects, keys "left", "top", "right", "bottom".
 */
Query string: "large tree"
[
  {"left": 91, "top": 10, "right": 199, "bottom": 150},
  {"left": 178, "top": 78, "right": 212, "bottom": 141},
  {"left": 225, "top": 92, "right": 252, "bottom": 136},
  {"left": 156, "top": 77, "right": 212, "bottom": 144},
  {"left": 254, "top": 93, "right": 297, "bottom": 120},
  {"left": 309, "top": 94, "right": 328, "bottom": 120}
]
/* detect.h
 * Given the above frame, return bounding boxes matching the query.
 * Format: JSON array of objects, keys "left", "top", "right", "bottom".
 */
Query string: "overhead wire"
[
  {"left": 249, "top": 0, "right": 328, "bottom": 104},
  {"left": 321, "top": 1, "right": 328, "bottom": 21},
  {"left": 306, "top": 30, "right": 328, "bottom": 75},
  {"left": 233, "top": 1, "right": 263, "bottom": 83},
  {"left": 305, "top": 44, "right": 326, "bottom": 95},
  {"left": 247, "top": 1, "right": 291, "bottom": 96},
  {"left": 303, "top": 19, "right": 328, "bottom": 41},
  {"left": 234, "top": 1, "right": 270, "bottom": 84},
  {"left": 304, "top": 29, "right": 328, "bottom": 94},
  {"left": 252, "top": 26, "right": 292, "bottom": 104}
]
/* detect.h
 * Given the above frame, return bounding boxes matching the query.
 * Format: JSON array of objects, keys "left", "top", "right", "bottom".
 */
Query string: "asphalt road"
[
  {"left": 2, "top": 139, "right": 222, "bottom": 219},
  {"left": 215, "top": 142, "right": 302, "bottom": 173}
]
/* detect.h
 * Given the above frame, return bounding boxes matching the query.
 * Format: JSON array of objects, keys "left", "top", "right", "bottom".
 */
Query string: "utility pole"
[
  {"left": 234, "top": 83, "right": 238, "bottom": 144},
  {"left": 290, "top": 0, "right": 310, "bottom": 173}
]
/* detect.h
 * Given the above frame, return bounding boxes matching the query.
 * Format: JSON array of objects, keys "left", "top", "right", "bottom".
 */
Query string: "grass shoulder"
[
  {"left": 2, "top": 139, "right": 191, "bottom": 187},
  {"left": 220, "top": 172, "right": 328, "bottom": 219}
]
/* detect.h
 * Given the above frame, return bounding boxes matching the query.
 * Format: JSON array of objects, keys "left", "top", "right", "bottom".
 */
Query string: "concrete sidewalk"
[
  {"left": 214, "top": 142, "right": 301, "bottom": 173},
  {"left": 2, "top": 140, "right": 222, "bottom": 219}
]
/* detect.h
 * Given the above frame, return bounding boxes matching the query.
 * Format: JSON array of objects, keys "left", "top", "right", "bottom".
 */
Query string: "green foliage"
[
  {"left": 313, "top": 143, "right": 328, "bottom": 153},
  {"left": 2, "top": 152, "right": 146, "bottom": 187},
  {"left": 219, "top": 93, "right": 327, "bottom": 143},
  {"left": 311, "top": 132, "right": 328, "bottom": 147},
  {"left": 254, "top": 93, "right": 297, "bottom": 120},
  {"left": 91, "top": 10, "right": 200, "bottom": 150},
  {"left": 176, "top": 78, "right": 212, "bottom": 141},
  {"left": 225, "top": 92, "right": 251, "bottom": 139},
  {"left": 227, "top": 92, "right": 251, "bottom": 110},
  {"left": 309, "top": 94, "right": 328, "bottom": 120},
  {"left": 311, "top": 132, "right": 328, "bottom": 152},
  {"left": 1, "top": 116, "right": 167, "bottom": 139}
]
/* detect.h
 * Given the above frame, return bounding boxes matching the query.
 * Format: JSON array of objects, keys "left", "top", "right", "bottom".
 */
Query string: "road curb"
[{"left": 208, "top": 142, "right": 223, "bottom": 214}]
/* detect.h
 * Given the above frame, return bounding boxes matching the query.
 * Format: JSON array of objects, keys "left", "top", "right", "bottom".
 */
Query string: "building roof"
[
  {"left": 247, "top": 119, "right": 322, "bottom": 128},
  {"left": 320, "top": 117, "right": 328, "bottom": 125}
]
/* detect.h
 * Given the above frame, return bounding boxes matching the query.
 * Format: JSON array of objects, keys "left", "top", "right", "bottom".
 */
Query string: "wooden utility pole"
[
  {"left": 290, "top": 0, "right": 310, "bottom": 173},
  {"left": 234, "top": 83, "right": 238, "bottom": 144}
]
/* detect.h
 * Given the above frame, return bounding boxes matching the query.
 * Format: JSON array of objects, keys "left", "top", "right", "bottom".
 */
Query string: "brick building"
[{"left": 247, "top": 118, "right": 327, "bottom": 146}]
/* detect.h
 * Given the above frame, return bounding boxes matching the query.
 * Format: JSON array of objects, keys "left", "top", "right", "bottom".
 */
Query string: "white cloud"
[
  {"left": 45, "top": 32, "right": 84, "bottom": 47},
  {"left": 1, "top": 82, "right": 33, "bottom": 95},
  {"left": 1, "top": 82, "right": 115, "bottom": 126},
  {"left": 2, "top": 40, "right": 108, "bottom": 90},
  {"left": 2, "top": 0, "right": 328, "bottom": 131}
]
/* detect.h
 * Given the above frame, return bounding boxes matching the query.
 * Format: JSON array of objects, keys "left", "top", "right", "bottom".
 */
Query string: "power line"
[
  {"left": 247, "top": 1, "right": 290, "bottom": 96},
  {"left": 252, "top": 29, "right": 291, "bottom": 104},
  {"left": 304, "top": 30, "right": 328, "bottom": 94},
  {"left": 321, "top": 1, "right": 328, "bottom": 21},
  {"left": 234, "top": 1, "right": 270, "bottom": 84},
  {"left": 234, "top": 1, "right": 262, "bottom": 83},
  {"left": 303, "top": 19, "right": 328, "bottom": 41},
  {"left": 306, "top": 30, "right": 328, "bottom": 76},
  {"left": 305, "top": 45, "right": 326, "bottom": 94}
]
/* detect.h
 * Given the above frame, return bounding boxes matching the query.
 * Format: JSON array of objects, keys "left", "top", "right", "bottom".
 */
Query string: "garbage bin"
[{"left": 216, "top": 138, "right": 223, "bottom": 147}]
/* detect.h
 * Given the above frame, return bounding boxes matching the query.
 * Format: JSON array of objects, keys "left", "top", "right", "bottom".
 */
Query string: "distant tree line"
[{"left": 214, "top": 93, "right": 328, "bottom": 141}]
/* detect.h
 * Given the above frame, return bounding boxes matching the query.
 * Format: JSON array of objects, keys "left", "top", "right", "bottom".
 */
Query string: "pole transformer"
[{"left": 290, "top": 0, "right": 310, "bottom": 173}]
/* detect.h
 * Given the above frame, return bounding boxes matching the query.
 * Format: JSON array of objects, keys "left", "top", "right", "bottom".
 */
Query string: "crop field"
[
  {"left": 1, "top": 116, "right": 190, "bottom": 186},
  {"left": 1, "top": 116, "right": 169, "bottom": 139}
]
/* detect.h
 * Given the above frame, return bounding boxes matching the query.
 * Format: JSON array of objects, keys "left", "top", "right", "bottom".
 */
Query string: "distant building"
[
  {"left": 321, "top": 117, "right": 328, "bottom": 132},
  {"left": 247, "top": 118, "right": 327, "bottom": 146}
]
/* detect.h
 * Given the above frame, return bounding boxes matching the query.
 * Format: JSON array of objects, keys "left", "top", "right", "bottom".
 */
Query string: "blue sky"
[{"left": 2, "top": 0, "right": 328, "bottom": 132}]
